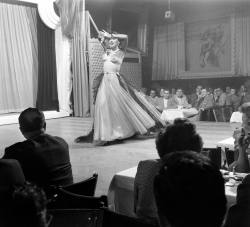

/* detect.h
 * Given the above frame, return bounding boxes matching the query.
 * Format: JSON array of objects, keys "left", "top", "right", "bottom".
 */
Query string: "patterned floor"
[{"left": 0, "top": 117, "right": 235, "bottom": 195}]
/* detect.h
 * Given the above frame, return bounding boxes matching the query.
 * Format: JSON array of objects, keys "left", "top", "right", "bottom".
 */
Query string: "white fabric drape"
[
  {"left": 55, "top": 26, "right": 72, "bottom": 113},
  {"left": 0, "top": 3, "right": 37, "bottom": 114},
  {"left": 152, "top": 23, "right": 185, "bottom": 80},
  {"left": 235, "top": 13, "right": 250, "bottom": 76}
]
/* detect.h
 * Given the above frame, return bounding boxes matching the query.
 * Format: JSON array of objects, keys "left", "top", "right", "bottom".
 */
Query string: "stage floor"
[{"left": 0, "top": 117, "right": 235, "bottom": 196}]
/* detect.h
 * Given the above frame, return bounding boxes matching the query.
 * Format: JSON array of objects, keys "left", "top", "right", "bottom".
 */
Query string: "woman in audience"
[
  {"left": 10, "top": 183, "right": 51, "bottom": 227},
  {"left": 134, "top": 118, "right": 203, "bottom": 223}
]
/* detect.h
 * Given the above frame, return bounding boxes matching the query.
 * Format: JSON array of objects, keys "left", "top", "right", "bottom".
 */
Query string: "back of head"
[
  {"left": 19, "top": 108, "right": 45, "bottom": 134},
  {"left": 154, "top": 151, "right": 226, "bottom": 227},
  {"left": 11, "top": 183, "right": 48, "bottom": 227},
  {"left": 155, "top": 118, "right": 203, "bottom": 158}
]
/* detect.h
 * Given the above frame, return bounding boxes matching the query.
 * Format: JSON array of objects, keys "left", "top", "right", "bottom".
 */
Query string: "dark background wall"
[{"left": 86, "top": 0, "right": 250, "bottom": 94}]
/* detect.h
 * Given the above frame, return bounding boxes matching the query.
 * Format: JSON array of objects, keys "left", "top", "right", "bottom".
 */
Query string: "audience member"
[
  {"left": 197, "top": 88, "right": 215, "bottom": 121},
  {"left": 139, "top": 87, "right": 148, "bottom": 98},
  {"left": 214, "top": 88, "right": 227, "bottom": 106},
  {"left": 225, "top": 174, "right": 250, "bottom": 227},
  {"left": 2, "top": 108, "right": 73, "bottom": 189},
  {"left": 147, "top": 89, "right": 159, "bottom": 107},
  {"left": 155, "top": 90, "right": 178, "bottom": 112},
  {"left": 230, "top": 103, "right": 250, "bottom": 173},
  {"left": 189, "top": 85, "right": 202, "bottom": 107},
  {"left": 154, "top": 151, "right": 227, "bottom": 227},
  {"left": 134, "top": 118, "right": 203, "bottom": 222},
  {"left": 229, "top": 88, "right": 241, "bottom": 111},
  {"left": 10, "top": 183, "right": 51, "bottom": 227},
  {"left": 0, "top": 159, "right": 26, "bottom": 226}
]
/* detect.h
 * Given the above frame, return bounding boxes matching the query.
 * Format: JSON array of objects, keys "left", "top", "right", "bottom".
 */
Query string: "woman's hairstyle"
[{"left": 155, "top": 118, "right": 203, "bottom": 158}]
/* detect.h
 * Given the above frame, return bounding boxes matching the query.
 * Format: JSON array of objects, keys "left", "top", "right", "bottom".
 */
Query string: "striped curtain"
[{"left": 0, "top": 2, "right": 38, "bottom": 113}]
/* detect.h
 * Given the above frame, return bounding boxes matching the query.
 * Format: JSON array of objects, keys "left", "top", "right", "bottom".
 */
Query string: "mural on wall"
[
  {"left": 200, "top": 25, "right": 226, "bottom": 68},
  {"left": 185, "top": 17, "right": 231, "bottom": 74}
]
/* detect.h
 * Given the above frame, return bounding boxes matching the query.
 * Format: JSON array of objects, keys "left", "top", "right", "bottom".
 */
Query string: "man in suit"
[
  {"left": 156, "top": 90, "right": 178, "bottom": 112},
  {"left": 2, "top": 108, "right": 73, "bottom": 188},
  {"left": 188, "top": 85, "right": 202, "bottom": 107},
  {"left": 146, "top": 89, "right": 159, "bottom": 107}
]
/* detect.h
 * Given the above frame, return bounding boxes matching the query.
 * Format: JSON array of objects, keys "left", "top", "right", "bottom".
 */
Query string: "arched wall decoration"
[{"left": 38, "top": 0, "right": 60, "bottom": 30}]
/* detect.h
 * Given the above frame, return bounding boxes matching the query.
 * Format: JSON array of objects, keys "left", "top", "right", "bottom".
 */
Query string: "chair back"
[
  {"left": 202, "top": 147, "right": 222, "bottom": 168},
  {"left": 101, "top": 208, "right": 159, "bottom": 227},
  {"left": 225, "top": 148, "right": 235, "bottom": 166},
  {"left": 49, "top": 209, "right": 103, "bottom": 227},
  {"left": 48, "top": 188, "right": 107, "bottom": 210},
  {"left": 63, "top": 173, "right": 98, "bottom": 196}
]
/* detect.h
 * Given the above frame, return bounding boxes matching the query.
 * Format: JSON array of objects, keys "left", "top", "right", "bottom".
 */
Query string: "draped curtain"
[
  {"left": 0, "top": 3, "right": 38, "bottom": 114},
  {"left": 55, "top": 26, "right": 72, "bottom": 113},
  {"left": 36, "top": 14, "right": 59, "bottom": 111},
  {"left": 235, "top": 13, "right": 250, "bottom": 76},
  {"left": 58, "top": 0, "right": 89, "bottom": 117},
  {"left": 152, "top": 23, "right": 185, "bottom": 80}
]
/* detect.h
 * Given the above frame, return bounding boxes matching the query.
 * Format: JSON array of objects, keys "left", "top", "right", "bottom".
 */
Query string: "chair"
[
  {"left": 49, "top": 209, "right": 103, "bottom": 227},
  {"left": 225, "top": 148, "right": 235, "bottom": 166},
  {"left": 201, "top": 147, "right": 222, "bottom": 168},
  {"left": 62, "top": 173, "right": 98, "bottom": 196},
  {"left": 48, "top": 188, "right": 108, "bottom": 210},
  {"left": 101, "top": 208, "right": 159, "bottom": 227}
]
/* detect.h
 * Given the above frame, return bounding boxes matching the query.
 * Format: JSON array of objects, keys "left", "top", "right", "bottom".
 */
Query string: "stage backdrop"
[{"left": 152, "top": 13, "right": 250, "bottom": 80}]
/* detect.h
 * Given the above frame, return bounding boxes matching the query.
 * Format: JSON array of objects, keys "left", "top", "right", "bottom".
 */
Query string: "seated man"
[
  {"left": 2, "top": 108, "right": 73, "bottom": 188},
  {"left": 188, "top": 85, "right": 202, "bottom": 107},
  {"left": 197, "top": 88, "right": 215, "bottom": 121},
  {"left": 172, "top": 88, "right": 198, "bottom": 118},
  {"left": 154, "top": 151, "right": 227, "bottom": 227},
  {"left": 155, "top": 90, "right": 178, "bottom": 112},
  {"left": 146, "top": 89, "right": 159, "bottom": 107}
]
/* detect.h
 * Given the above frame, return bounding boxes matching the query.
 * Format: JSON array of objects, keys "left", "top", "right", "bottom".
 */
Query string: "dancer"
[{"left": 75, "top": 30, "right": 165, "bottom": 145}]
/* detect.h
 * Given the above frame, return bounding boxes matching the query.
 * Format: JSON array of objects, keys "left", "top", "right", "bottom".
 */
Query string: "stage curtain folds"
[
  {"left": 58, "top": 0, "right": 90, "bottom": 117},
  {"left": 152, "top": 23, "right": 184, "bottom": 80},
  {"left": 235, "top": 13, "right": 250, "bottom": 76},
  {"left": 55, "top": 26, "right": 72, "bottom": 113},
  {"left": 0, "top": 3, "right": 37, "bottom": 114},
  {"left": 36, "top": 14, "right": 59, "bottom": 111}
]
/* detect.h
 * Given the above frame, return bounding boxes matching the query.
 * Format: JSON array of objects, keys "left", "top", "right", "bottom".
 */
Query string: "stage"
[{"left": 0, "top": 117, "right": 234, "bottom": 196}]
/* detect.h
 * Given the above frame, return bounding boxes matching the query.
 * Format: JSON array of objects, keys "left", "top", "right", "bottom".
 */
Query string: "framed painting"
[{"left": 179, "top": 16, "right": 235, "bottom": 78}]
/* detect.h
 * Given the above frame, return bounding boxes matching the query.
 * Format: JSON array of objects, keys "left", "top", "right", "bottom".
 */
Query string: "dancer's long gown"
[{"left": 93, "top": 49, "right": 165, "bottom": 142}]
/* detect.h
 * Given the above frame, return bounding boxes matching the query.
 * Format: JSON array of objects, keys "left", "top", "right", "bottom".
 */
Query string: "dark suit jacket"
[{"left": 3, "top": 134, "right": 73, "bottom": 187}]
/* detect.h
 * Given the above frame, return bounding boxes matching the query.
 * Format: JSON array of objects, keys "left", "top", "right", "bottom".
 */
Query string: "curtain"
[
  {"left": 152, "top": 23, "right": 185, "bottom": 80},
  {"left": 55, "top": 26, "right": 72, "bottom": 113},
  {"left": 36, "top": 14, "right": 59, "bottom": 111},
  {"left": 0, "top": 3, "right": 37, "bottom": 114},
  {"left": 57, "top": 0, "right": 89, "bottom": 117},
  {"left": 235, "top": 13, "right": 250, "bottom": 76}
]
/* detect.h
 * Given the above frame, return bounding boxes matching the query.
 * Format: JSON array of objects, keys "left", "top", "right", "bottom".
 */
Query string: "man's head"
[
  {"left": 19, "top": 108, "right": 46, "bottom": 139},
  {"left": 150, "top": 90, "right": 156, "bottom": 98},
  {"left": 196, "top": 85, "right": 202, "bottom": 94},
  {"left": 154, "top": 151, "right": 227, "bottom": 227},
  {"left": 155, "top": 118, "right": 203, "bottom": 158},
  {"left": 176, "top": 89, "right": 183, "bottom": 98},
  {"left": 226, "top": 86, "right": 231, "bottom": 94},
  {"left": 200, "top": 88, "right": 207, "bottom": 98},
  {"left": 160, "top": 89, "right": 165, "bottom": 97},
  {"left": 163, "top": 90, "right": 170, "bottom": 99},
  {"left": 231, "top": 88, "right": 236, "bottom": 95},
  {"left": 240, "top": 102, "right": 250, "bottom": 132}
]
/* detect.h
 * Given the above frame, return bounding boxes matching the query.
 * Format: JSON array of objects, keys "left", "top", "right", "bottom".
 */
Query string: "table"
[
  {"left": 230, "top": 111, "right": 242, "bottom": 123},
  {"left": 217, "top": 137, "right": 235, "bottom": 151},
  {"left": 160, "top": 109, "right": 184, "bottom": 122},
  {"left": 160, "top": 108, "right": 198, "bottom": 122},
  {"left": 107, "top": 166, "right": 242, "bottom": 217}
]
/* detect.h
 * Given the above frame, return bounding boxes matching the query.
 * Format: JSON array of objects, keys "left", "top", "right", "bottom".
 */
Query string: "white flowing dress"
[{"left": 93, "top": 49, "right": 163, "bottom": 142}]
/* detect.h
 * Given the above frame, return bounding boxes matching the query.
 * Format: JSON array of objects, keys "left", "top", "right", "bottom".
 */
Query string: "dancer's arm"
[
  {"left": 98, "top": 30, "right": 111, "bottom": 51},
  {"left": 112, "top": 33, "right": 128, "bottom": 51}
]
